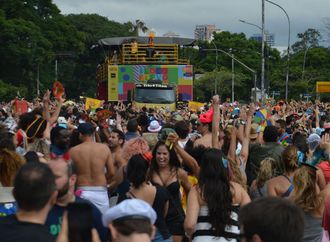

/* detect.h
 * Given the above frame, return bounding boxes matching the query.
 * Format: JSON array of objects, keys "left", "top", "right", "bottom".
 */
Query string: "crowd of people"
[{"left": 1, "top": 91, "right": 330, "bottom": 242}]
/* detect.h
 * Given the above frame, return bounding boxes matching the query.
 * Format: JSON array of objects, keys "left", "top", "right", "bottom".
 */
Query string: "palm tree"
[{"left": 128, "top": 19, "right": 149, "bottom": 36}]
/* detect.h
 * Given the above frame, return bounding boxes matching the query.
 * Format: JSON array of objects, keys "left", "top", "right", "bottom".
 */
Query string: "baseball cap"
[
  {"left": 102, "top": 199, "right": 157, "bottom": 226},
  {"left": 57, "top": 116, "right": 67, "bottom": 124}
]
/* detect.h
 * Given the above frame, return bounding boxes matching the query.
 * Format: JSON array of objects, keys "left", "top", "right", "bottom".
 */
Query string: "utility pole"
[
  {"left": 232, "top": 53, "right": 235, "bottom": 102},
  {"left": 55, "top": 59, "right": 58, "bottom": 81},
  {"left": 37, "top": 64, "right": 40, "bottom": 96},
  {"left": 261, "top": 0, "right": 265, "bottom": 100}
]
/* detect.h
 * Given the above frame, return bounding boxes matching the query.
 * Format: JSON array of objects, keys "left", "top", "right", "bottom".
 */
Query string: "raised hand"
[
  {"left": 321, "top": 133, "right": 330, "bottom": 151},
  {"left": 247, "top": 103, "right": 256, "bottom": 117},
  {"left": 212, "top": 95, "right": 220, "bottom": 105},
  {"left": 43, "top": 90, "right": 51, "bottom": 104}
]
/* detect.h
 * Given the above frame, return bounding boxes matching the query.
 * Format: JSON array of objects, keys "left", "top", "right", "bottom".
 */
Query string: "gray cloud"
[{"left": 53, "top": 0, "right": 330, "bottom": 47}]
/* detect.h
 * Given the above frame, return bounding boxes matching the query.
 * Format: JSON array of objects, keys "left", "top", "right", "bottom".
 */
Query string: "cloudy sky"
[{"left": 53, "top": 0, "right": 330, "bottom": 47}]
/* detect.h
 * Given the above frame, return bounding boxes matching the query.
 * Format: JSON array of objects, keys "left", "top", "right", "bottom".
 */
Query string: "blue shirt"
[{"left": 45, "top": 196, "right": 107, "bottom": 242}]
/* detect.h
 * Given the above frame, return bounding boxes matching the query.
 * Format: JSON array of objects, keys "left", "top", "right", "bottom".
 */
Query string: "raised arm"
[
  {"left": 48, "top": 96, "right": 65, "bottom": 125},
  {"left": 168, "top": 132, "right": 200, "bottom": 177},
  {"left": 42, "top": 90, "right": 51, "bottom": 121},
  {"left": 315, "top": 106, "right": 320, "bottom": 129},
  {"left": 240, "top": 104, "right": 255, "bottom": 165},
  {"left": 212, "top": 95, "right": 220, "bottom": 149},
  {"left": 228, "top": 126, "right": 237, "bottom": 162}
]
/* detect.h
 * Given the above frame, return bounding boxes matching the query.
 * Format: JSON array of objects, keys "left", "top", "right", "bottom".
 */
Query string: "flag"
[
  {"left": 188, "top": 101, "right": 205, "bottom": 112},
  {"left": 85, "top": 97, "right": 103, "bottom": 111}
]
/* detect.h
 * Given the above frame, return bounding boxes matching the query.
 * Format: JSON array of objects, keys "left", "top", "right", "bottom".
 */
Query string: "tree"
[
  {"left": 292, "top": 28, "right": 322, "bottom": 53},
  {"left": 64, "top": 14, "right": 132, "bottom": 98},
  {"left": 126, "top": 19, "right": 149, "bottom": 36},
  {"left": 323, "top": 17, "right": 330, "bottom": 41}
]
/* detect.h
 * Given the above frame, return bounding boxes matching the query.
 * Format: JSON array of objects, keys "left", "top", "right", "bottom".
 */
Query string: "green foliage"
[
  {"left": 0, "top": 1, "right": 134, "bottom": 100},
  {"left": 292, "top": 28, "right": 322, "bottom": 53},
  {"left": 0, "top": 80, "right": 28, "bottom": 101},
  {"left": 0, "top": 1, "right": 329, "bottom": 102},
  {"left": 126, "top": 19, "right": 149, "bottom": 36}
]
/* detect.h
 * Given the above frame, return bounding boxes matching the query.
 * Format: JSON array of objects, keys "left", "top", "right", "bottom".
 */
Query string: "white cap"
[
  {"left": 57, "top": 116, "right": 67, "bottom": 124},
  {"left": 148, "top": 120, "right": 162, "bottom": 133},
  {"left": 307, "top": 133, "right": 321, "bottom": 151},
  {"left": 102, "top": 199, "right": 157, "bottom": 226}
]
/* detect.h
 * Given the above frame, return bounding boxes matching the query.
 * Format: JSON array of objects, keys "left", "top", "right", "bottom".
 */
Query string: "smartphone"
[{"left": 68, "top": 203, "right": 93, "bottom": 242}]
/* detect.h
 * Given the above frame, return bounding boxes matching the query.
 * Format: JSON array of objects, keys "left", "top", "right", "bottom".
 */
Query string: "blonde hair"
[
  {"left": 228, "top": 157, "right": 246, "bottom": 190},
  {"left": 282, "top": 145, "right": 299, "bottom": 173},
  {"left": 0, "top": 149, "right": 25, "bottom": 186},
  {"left": 291, "top": 165, "right": 322, "bottom": 212},
  {"left": 256, "top": 157, "right": 277, "bottom": 188},
  {"left": 28, "top": 139, "right": 50, "bottom": 161}
]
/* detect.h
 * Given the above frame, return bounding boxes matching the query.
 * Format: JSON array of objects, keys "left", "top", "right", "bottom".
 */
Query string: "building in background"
[
  {"left": 194, "top": 24, "right": 221, "bottom": 42},
  {"left": 163, "top": 31, "right": 180, "bottom": 37},
  {"left": 250, "top": 31, "right": 275, "bottom": 46}
]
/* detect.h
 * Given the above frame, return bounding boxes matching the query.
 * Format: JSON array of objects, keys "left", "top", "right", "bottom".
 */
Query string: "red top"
[
  {"left": 323, "top": 198, "right": 330, "bottom": 231},
  {"left": 318, "top": 161, "right": 330, "bottom": 184}
]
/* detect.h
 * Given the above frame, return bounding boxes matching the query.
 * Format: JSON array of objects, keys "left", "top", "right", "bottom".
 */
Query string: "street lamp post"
[
  {"left": 205, "top": 48, "right": 257, "bottom": 102},
  {"left": 55, "top": 59, "right": 58, "bottom": 81},
  {"left": 261, "top": 0, "right": 265, "bottom": 100},
  {"left": 239, "top": 17, "right": 265, "bottom": 100},
  {"left": 239, "top": 19, "right": 265, "bottom": 97},
  {"left": 265, "top": 0, "right": 290, "bottom": 102},
  {"left": 232, "top": 52, "right": 235, "bottom": 102},
  {"left": 239, "top": 19, "right": 262, "bottom": 31},
  {"left": 302, "top": 45, "right": 310, "bottom": 81},
  {"left": 211, "top": 41, "right": 218, "bottom": 95},
  {"left": 37, "top": 64, "right": 40, "bottom": 96}
]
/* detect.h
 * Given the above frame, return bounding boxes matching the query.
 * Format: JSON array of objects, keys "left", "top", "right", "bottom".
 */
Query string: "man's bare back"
[{"left": 70, "top": 141, "right": 114, "bottom": 187}]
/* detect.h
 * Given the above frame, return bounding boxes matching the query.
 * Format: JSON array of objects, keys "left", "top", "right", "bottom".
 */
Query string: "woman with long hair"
[
  {"left": 291, "top": 164, "right": 329, "bottom": 242},
  {"left": 184, "top": 148, "right": 250, "bottom": 242},
  {"left": 118, "top": 154, "right": 171, "bottom": 242},
  {"left": 150, "top": 141, "right": 191, "bottom": 242},
  {"left": 267, "top": 145, "right": 299, "bottom": 197},
  {"left": 0, "top": 133, "right": 25, "bottom": 216},
  {"left": 249, "top": 157, "right": 278, "bottom": 199}
]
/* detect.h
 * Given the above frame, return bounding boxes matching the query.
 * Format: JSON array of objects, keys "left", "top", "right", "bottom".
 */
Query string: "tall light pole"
[
  {"left": 205, "top": 48, "right": 257, "bottom": 102},
  {"left": 265, "top": 0, "right": 290, "bottom": 102},
  {"left": 37, "top": 64, "right": 40, "bottom": 96},
  {"left": 239, "top": 19, "right": 263, "bottom": 97},
  {"left": 239, "top": 19, "right": 262, "bottom": 31},
  {"left": 261, "top": 0, "right": 266, "bottom": 100},
  {"left": 231, "top": 52, "right": 235, "bottom": 102},
  {"left": 211, "top": 41, "right": 218, "bottom": 95},
  {"left": 55, "top": 59, "right": 58, "bottom": 81},
  {"left": 302, "top": 44, "right": 310, "bottom": 81}
]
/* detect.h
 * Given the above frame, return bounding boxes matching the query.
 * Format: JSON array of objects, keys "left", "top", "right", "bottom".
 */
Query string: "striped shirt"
[{"left": 192, "top": 205, "right": 240, "bottom": 242}]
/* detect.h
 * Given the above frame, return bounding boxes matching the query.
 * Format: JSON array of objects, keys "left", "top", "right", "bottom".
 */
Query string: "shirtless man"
[
  {"left": 69, "top": 122, "right": 114, "bottom": 214},
  {"left": 108, "top": 128, "right": 126, "bottom": 172}
]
